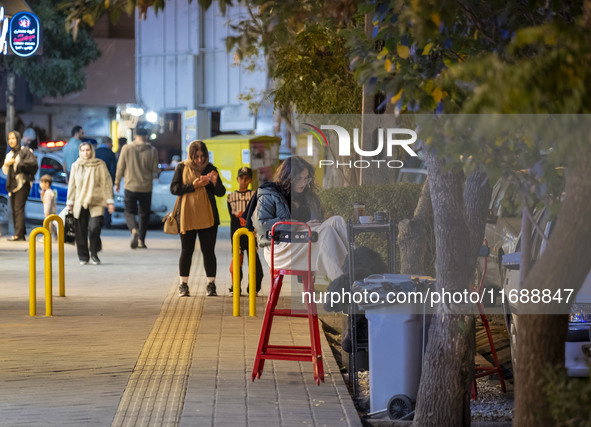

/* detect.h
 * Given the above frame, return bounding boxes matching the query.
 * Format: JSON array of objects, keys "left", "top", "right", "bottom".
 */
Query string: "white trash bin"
[
  {"left": 366, "top": 307, "right": 426, "bottom": 415},
  {"left": 356, "top": 274, "right": 430, "bottom": 417}
]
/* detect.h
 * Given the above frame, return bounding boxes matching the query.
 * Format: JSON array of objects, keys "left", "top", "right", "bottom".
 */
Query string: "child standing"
[
  {"left": 227, "top": 167, "right": 264, "bottom": 295},
  {"left": 40, "top": 174, "right": 57, "bottom": 239}
]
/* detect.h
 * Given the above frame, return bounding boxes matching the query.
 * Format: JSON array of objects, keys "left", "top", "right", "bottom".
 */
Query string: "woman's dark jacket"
[
  {"left": 5, "top": 147, "right": 38, "bottom": 193},
  {"left": 170, "top": 162, "right": 226, "bottom": 226}
]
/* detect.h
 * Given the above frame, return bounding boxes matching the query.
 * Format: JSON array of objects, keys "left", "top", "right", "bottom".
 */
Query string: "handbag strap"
[{"left": 173, "top": 195, "right": 182, "bottom": 215}]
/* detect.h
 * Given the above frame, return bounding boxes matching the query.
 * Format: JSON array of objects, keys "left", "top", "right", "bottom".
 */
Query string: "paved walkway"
[{"left": 0, "top": 227, "right": 360, "bottom": 426}]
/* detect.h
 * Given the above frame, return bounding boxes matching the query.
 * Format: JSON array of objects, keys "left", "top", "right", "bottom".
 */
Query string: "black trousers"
[
  {"left": 235, "top": 233, "right": 264, "bottom": 292},
  {"left": 124, "top": 190, "right": 151, "bottom": 241},
  {"left": 10, "top": 181, "right": 30, "bottom": 239},
  {"left": 75, "top": 208, "right": 104, "bottom": 261},
  {"left": 179, "top": 226, "right": 218, "bottom": 278}
]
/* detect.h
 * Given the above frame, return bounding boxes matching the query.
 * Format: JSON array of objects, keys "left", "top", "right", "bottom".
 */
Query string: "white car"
[
  {"left": 502, "top": 211, "right": 591, "bottom": 377},
  {"left": 151, "top": 169, "right": 177, "bottom": 221},
  {"left": 112, "top": 169, "right": 177, "bottom": 225},
  {"left": 396, "top": 168, "right": 427, "bottom": 184}
]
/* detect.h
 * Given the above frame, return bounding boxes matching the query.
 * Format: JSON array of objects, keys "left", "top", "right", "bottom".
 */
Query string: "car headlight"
[{"left": 570, "top": 303, "right": 591, "bottom": 323}]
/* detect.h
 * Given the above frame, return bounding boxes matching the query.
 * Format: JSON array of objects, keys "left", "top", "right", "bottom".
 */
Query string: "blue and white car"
[{"left": 0, "top": 149, "right": 126, "bottom": 226}]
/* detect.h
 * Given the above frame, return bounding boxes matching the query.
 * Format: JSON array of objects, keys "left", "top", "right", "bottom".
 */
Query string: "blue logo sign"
[{"left": 9, "top": 11, "right": 40, "bottom": 57}]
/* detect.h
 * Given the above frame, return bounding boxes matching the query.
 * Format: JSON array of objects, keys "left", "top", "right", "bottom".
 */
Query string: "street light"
[{"left": 146, "top": 111, "right": 158, "bottom": 123}]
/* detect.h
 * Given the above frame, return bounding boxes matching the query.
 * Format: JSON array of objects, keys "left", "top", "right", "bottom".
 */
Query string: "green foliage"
[
  {"left": 225, "top": 1, "right": 363, "bottom": 114},
  {"left": 344, "top": 0, "right": 590, "bottom": 213},
  {"left": 5, "top": 0, "right": 101, "bottom": 98},
  {"left": 60, "top": 0, "right": 179, "bottom": 28},
  {"left": 272, "top": 25, "right": 362, "bottom": 114},
  {"left": 320, "top": 182, "right": 422, "bottom": 221},
  {"left": 541, "top": 364, "right": 591, "bottom": 426}
]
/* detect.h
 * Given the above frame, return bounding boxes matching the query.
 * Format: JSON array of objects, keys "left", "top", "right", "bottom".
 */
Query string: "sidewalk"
[{"left": 0, "top": 227, "right": 360, "bottom": 426}]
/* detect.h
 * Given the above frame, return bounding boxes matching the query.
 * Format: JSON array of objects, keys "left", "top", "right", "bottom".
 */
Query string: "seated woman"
[{"left": 251, "top": 156, "right": 348, "bottom": 281}]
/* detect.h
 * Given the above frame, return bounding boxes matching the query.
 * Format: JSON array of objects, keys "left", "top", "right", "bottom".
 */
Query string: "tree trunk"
[
  {"left": 413, "top": 156, "right": 491, "bottom": 426},
  {"left": 514, "top": 144, "right": 591, "bottom": 426},
  {"left": 398, "top": 179, "right": 433, "bottom": 275}
]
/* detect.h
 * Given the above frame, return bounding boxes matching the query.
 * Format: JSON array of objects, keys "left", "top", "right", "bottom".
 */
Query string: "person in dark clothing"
[
  {"left": 227, "top": 167, "right": 264, "bottom": 295},
  {"left": 95, "top": 137, "right": 118, "bottom": 228},
  {"left": 116, "top": 137, "right": 127, "bottom": 160},
  {"left": 170, "top": 140, "right": 226, "bottom": 297},
  {"left": 2, "top": 130, "right": 38, "bottom": 241},
  {"left": 95, "top": 137, "right": 117, "bottom": 180}
]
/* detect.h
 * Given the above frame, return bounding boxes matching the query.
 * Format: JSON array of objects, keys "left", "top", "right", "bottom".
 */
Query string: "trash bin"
[{"left": 354, "top": 274, "right": 431, "bottom": 416}]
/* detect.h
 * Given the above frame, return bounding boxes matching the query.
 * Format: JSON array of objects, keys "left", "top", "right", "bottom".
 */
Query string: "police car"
[{"left": 0, "top": 142, "right": 126, "bottom": 226}]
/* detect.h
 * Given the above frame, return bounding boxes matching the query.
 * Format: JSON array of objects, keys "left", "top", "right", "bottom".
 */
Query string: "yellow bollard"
[
  {"left": 29, "top": 227, "right": 52, "bottom": 316},
  {"left": 43, "top": 214, "right": 65, "bottom": 297},
  {"left": 232, "top": 228, "right": 258, "bottom": 317}
]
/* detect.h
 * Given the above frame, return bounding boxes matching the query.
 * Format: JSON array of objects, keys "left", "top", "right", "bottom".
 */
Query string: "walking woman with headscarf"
[
  {"left": 170, "top": 140, "right": 226, "bottom": 297},
  {"left": 2, "top": 130, "right": 38, "bottom": 241},
  {"left": 67, "top": 142, "right": 115, "bottom": 264}
]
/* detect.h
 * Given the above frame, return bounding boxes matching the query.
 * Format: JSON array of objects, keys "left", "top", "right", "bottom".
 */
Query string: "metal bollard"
[
  {"left": 29, "top": 227, "right": 52, "bottom": 316},
  {"left": 232, "top": 228, "right": 257, "bottom": 317},
  {"left": 43, "top": 214, "right": 65, "bottom": 297}
]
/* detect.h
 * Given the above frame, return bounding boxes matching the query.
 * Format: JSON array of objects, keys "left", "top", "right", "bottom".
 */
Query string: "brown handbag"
[{"left": 162, "top": 196, "right": 181, "bottom": 234}]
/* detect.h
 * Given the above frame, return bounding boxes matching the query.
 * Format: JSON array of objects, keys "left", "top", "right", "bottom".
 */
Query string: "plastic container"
[
  {"left": 356, "top": 274, "right": 430, "bottom": 414},
  {"left": 365, "top": 307, "right": 426, "bottom": 413},
  {"left": 353, "top": 203, "right": 365, "bottom": 223}
]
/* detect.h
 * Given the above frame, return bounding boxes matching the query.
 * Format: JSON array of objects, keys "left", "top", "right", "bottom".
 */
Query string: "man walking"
[
  {"left": 114, "top": 128, "right": 159, "bottom": 249},
  {"left": 63, "top": 126, "right": 84, "bottom": 174}
]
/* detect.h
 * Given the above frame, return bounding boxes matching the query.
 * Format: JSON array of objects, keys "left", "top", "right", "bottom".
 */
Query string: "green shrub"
[
  {"left": 320, "top": 182, "right": 423, "bottom": 223},
  {"left": 319, "top": 183, "right": 425, "bottom": 273},
  {"left": 541, "top": 364, "right": 591, "bottom": 426}
]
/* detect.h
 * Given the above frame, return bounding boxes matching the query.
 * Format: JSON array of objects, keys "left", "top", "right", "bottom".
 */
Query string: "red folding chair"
[
  {"left": 251, "top": 221, "right": 324, "bottom": 385},
  {"left": 472, "top": 238, "right": 507, "bottom": 399}
]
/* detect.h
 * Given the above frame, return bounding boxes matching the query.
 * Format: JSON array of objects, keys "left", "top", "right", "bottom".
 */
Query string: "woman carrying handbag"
[{"left": 170, "top": 140, "right": 226, "bottom": 297}]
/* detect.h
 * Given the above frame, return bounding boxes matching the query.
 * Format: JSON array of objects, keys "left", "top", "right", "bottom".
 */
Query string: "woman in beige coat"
[{"left": 67, "top": 142, "right": 115, "bottom": 264}]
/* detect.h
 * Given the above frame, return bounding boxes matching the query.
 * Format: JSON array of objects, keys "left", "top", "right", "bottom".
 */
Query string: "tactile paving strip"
[{"left": 112, "top": 284, "right": 204, "bottom": 427}]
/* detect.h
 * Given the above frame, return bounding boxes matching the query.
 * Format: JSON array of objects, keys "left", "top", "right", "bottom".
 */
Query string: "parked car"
[
  {"left": 482, "top": 177, "right": 590, "bottom": 376},
  {"left": 396, "top": 168, "right": 427, "bottom": 184},
  {"left": 112, "top": 168, "right": 177, "bottom": 225},
  {"left": 0, "top": 148, "right": 126, "bottom": 227},
  {"left": 501, "top": 210, "right": 591, "bottom": 377},
  {"left": 480, "top": 179, "right": 522, "bottom": 295},
  {"left": 150, "top": 169, "right": 177, "bottom": 221}
]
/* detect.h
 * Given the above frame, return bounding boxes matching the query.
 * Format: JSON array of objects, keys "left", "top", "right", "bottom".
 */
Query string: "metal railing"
[
  {"left": 232, "top": 228, "right": 257, "bottom": 317},
  {"left": 29, "top": 227, "right": 52, "bottom": 317},
  {"left": 43, "top": 214, "right": 65, "bottom": 296},
  {"left": 29, "top": 214, "right": 65, "bottom": 316}
]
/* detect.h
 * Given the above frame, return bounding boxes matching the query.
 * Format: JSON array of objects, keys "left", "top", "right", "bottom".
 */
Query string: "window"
[{"left": 40, "top": 156, "right": 67, "bottom": 183}]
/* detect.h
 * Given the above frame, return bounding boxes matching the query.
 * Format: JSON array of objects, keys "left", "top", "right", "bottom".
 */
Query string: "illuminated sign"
[
  {"left": 9, "top": 11, "right": 40, "bottom": 57},
  {"left": 0, "top": 7, "right": 41, "bottom": 56}
]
